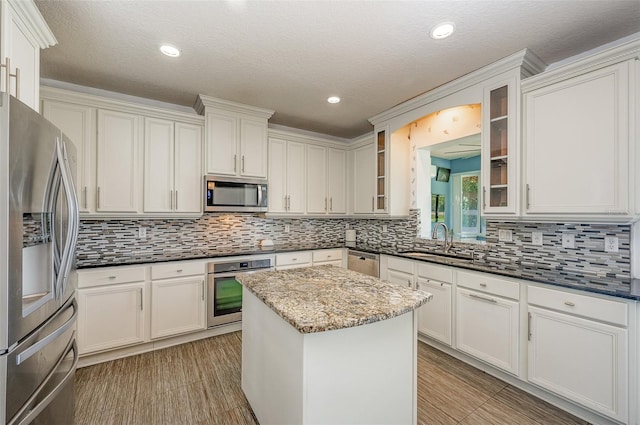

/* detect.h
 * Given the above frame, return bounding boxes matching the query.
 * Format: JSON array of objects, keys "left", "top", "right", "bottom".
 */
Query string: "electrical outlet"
[
  {"left": 345, "top": 223, "right": 350, "bottom": 230},
  {"left": 498, "top": 229, "right": 513, "bottom": 242},
  {"left": 138, "top": 227, "right": 147, "bottom": 238},
  {"left": 382, "top": 224, "right": 388, "bottom": 232},
  {"left": 604, "top": 236, "right": 619, "bottom": 253},
  {"left": 562, "top": 234, "right": 575, "bottom": 249},
  {"left": 531, "top": 232, "right": 543, "bottom": 246},
  {"left": 284, "top": 224, "right": 290, "bottom": 233}
]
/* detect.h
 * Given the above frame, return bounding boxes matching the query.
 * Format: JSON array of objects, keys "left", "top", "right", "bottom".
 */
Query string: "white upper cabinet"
[
  {"left": 196, "top": 95, "right": 274, "bottom": 179},
  {"left": 521, "top": 40, "right": 639, "bottom": 220},
  {"left": 268, "top": 138, "right": 306, "bottom": 214},
  {"left": 0, "top": 0, "right": 56, "bottom": 111},
  {"left": 97, "top": 110, "right": 143, "bottom": 213},
  {"left": 306, "top": 146, "right": 347, "bottom": 215},
  {"left": 353, "top": 141, "right": 376, "bottom": 214},
  {"left": 42, "top": 99, "right": 96, "bottom": 213},
  {"left": 144, "top": 118, "right": 202, "bottom": 214}
]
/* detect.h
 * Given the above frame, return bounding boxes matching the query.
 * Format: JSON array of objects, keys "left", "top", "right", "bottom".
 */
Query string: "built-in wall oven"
[{"left": 206, "top": 257, "right": 273, "bottom": 327}]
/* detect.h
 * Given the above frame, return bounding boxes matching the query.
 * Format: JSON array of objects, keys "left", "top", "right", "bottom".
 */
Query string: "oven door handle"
[{"left": 210, "top": 268, "right": 272, "bottom": 279}]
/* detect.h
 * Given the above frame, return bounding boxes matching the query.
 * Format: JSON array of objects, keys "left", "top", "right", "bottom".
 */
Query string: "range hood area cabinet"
[
  {"left": 521, "top": 40, "right": 640, "bottom": 221},
  {"left": 195, "top": 94, "right": 274, "bottom": 179}
]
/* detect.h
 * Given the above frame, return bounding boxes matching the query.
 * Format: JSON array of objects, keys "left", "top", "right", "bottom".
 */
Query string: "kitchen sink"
[{"left": 398, "top": 251, "right": 474, "bottom": 265}]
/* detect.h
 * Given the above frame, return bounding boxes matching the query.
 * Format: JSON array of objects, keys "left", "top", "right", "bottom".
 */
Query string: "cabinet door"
[
  {"left": 523, "top": 62, "right": 630, "bottom": 215},
  {"left": 482, "top": 76, "right": 518, "bottom": 214},
  {"left": 268, "top": 138, "right": 287, "bottom": 213},
  {"left": 387, "top": 270, "right": 414, "bottom": 289},
  {"left": 174, "top": 122, "right": 203, "bottom": 213},
  {"left": 205, "top": 112, "right": 237, "bottom": 175},
  {"left": 1, "top": 3, "right": 39, "bottom": 110},
  {"left": 286, "top": 141, "right": 306, "bottom": 214},
  {"left": 456, "top": 287, "right": 519, "bottom": 375},
  {"left": 240, "top": 118, "right": 268, "bottom": 178},
  {"left": 42, "top": 100, "right": 96, "bottom": 213},
  {"left": 77, "top": 282, "right": 146, "bottom": 354},
  {"left": 528, "top": 306, "right": 628, "bottom": 422},
  {"left": 353, "top": 143, "right": 375, "bottom": 214},
  {"left": 327, "top": 148, "right": 347, "bottom": 214},
  {"left": 151, "top": 277, "right": 206, "bottom": 339},
  {"left": 96, "top": 110, "right": 142, "bottom": 213},
  {"left": 144, "top": 118, "right": 174, "bottom": 213},
  {"left": 417, "top": 278, "right": 451, "bottom": 345},
  {"left": 306, "top": 145, "right": 328, "bottom": 214}
]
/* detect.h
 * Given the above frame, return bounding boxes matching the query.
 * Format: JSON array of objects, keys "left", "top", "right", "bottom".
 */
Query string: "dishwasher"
[{"left": 347, "top": 250, "right": 380, "bottom": 278}]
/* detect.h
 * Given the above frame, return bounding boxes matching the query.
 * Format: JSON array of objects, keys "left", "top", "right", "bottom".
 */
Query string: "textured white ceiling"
[{"left": 36, "top": 0, "right": 640, "bottom": 139}]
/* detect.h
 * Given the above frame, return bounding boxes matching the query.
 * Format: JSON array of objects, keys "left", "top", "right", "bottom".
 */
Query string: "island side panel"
[
  {"left": 241, "top": 288, "right": 304, "bottom": 425},
  {"left": 303, "top": 311, "right": 417, "bottom": 425}
]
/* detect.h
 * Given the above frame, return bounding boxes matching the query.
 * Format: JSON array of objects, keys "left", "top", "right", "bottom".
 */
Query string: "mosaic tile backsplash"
[{"left": 76, "top": 211, "right": 633, "bottom": 294}]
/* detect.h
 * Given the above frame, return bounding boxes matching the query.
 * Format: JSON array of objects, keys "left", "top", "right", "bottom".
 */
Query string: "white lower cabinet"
[
  {"left": 275, "top": 251, "right": 313, "bottom": 270},
  {"left": 151, "top": 277, "right": 206, "bottom": 339},
  {"left": 77, "top": 266, "right": 148, "bottom": 355},
  {"left": 312, "top": 249, "right": 344, "bottom": 267},
  {"left": 527, "top": 285, "right": 629, "bottom": 423},
  {"left": 416, "top": 263, "right": 453, "bottom": 346},
  {"left": 455, "top": 270, "right": 520, "bottom": 375}
]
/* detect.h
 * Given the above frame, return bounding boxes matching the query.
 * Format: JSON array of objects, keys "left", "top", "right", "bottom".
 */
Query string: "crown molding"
[
  {"left": 195, "top": 94, "right": 274, "bottom": 119},
  {"left": 6, "top": 0, "right": 57, "bottom": 49},
  {"left": 268, "top": 128, "right": 351, "bottom": 149},
  {"left": 368, "top": 48, "right": 546, "bottom": 126}
]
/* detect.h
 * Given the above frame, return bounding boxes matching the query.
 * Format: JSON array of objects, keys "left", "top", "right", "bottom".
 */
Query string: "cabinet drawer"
[
  {"left": 312, "top": 249, "right": 343, "bottom": 263},
  {"left": 387, "top": 256, "right": 414, "bottom": 274},
  {"left": 528, "top": 285, "right": 628, "bottom": 327},
  {"left": 78, "top": 266, "right": 147, "bottom": 289},
  {"left": 417, "top": 262, "right": 453, "bottom": 284},
  {"left": 276, "top": 251, "right": 313, "bottom": 266},
  {"left": 151, "top": 261, "right": 206, "bottom": 280},
  {"left": 457, "top": 270, "right": 520, "bottom": 300}
]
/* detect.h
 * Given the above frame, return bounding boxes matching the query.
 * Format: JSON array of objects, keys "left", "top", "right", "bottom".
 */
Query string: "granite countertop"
[{"left": 237, "top": 265, "right": 433, "bottom": 334}]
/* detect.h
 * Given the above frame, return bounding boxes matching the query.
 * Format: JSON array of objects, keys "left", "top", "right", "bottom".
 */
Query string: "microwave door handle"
[
  {"left": 54, "top": 138, "right": 79, "bottom": 298},
  {"left": 257, "top": 185, "right": 263, "bottom": 207}
]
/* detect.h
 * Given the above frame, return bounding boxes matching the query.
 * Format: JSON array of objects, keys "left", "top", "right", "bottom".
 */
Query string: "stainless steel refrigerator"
[{"left": 0, "top": 93, "right": 80, "bottom": 425}]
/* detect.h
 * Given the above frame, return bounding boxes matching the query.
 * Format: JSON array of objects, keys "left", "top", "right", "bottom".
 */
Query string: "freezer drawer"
[{"left": 2, "top": 298, "right": 77, "bottom": 425}]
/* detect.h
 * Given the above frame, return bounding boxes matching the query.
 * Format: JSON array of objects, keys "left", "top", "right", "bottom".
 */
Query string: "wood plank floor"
[{"left": 74, "top": 331, "right": 590, "bottom": 425}]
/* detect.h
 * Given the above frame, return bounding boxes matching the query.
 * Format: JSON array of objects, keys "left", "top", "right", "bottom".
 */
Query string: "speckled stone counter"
[{"left": 237, "top": 265, "right": 432, "bottom": 333}]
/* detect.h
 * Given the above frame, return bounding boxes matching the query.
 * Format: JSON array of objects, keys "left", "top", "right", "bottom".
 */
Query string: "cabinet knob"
[{"left": 564, "top": 301, "right": 575, "bottom": 307}]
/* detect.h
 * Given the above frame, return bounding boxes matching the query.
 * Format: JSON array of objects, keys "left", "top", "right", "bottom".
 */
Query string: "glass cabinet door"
[
  {"left": 375, "top": 128, "right": 387, "bottom": 212},
  {"left": 482, "top": 76, "right": 517, "bottom": 214}
]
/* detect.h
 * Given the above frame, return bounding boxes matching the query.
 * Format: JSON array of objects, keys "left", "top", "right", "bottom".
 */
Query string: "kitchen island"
[{"left": 237, "top": 265, "right": 432, "bottom": 425}]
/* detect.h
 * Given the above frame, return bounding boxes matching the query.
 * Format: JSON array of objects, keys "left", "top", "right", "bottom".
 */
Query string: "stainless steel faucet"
[{"left": 432, "top": 222, "right": 453, "bottom": 253}]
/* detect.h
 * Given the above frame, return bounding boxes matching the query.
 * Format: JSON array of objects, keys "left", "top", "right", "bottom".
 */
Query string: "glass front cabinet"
[{"left": 482, "top": 75, "right": 518, "bottom": 215}]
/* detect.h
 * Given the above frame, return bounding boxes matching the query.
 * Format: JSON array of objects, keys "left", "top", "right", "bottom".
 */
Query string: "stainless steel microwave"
[{"left": 204, "top": 176, "right": 268, "bottom": 212}]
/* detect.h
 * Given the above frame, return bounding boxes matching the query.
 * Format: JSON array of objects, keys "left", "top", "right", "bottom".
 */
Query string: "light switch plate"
[
  {"left": 382, "top": 224, "right": 388, "bottom": 232},
  {"left": 284, "top": 224, "right": 290, "bottom": 233},
  {"left": 562, "top": 234, "right": 575, "bottom": 249},
  {"left": 138, "top": 227, "right": 146, "bottom": 238},
  {"left": 531, "top": 232, "right": 543, "bottom": 246},
  {"left": 604, "top": 236, "right": 619, "bottom": 253},
  {"left": 498, "top": 229, "right": 513, "bottom": 242}
]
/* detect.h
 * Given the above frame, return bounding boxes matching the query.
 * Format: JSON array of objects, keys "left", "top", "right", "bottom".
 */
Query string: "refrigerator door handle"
[
  {"left": 54, "top": 138, "right": 80, "bottom": 299},
  {"left": 8, "top": 337, "right": 78, "bottom": 425},
  {"left": 15, "top": 298, "right": 77, "bottom": 365}
]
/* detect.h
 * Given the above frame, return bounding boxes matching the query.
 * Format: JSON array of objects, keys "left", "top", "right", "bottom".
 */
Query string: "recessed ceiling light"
[
  {"left": 327, "top": 96, "right": 341, "bottom": 104},
  {"left": 430, "top": 22, "right": 455, "bottom": 40},
  {"left": 160, "top": 44, "right": 181, "bottom": 57}
]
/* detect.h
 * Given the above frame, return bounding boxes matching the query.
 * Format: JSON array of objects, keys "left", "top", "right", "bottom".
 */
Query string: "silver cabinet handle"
[
  {"left": 324, "top": 197, "right": 327, "bottom": 212},
  {"left": 176, "top": 269, "right": 183, "bottom": 273},
  {"left": 202, "top": 280, "right": 205, "bottom": 300},
  {"left": 234, "top": 154, "right": 237, "bottom": 172},
  {"left": 479, "top": 283, "right": 487, "bottom": 287},
  {"left": 407, "top": 279, "right": 412, "bottom": 288},
  {"left": 108, "top": 276, "right": 116, "bottom": 280},
  {"left": 482, "top": 186, "right": 486, "bottom": 210},
  {"left": 526, "top": 184, "right": 531, "bottom": 209},
  {"left": 170, "top": 190, "right": 174, "bottom": 210},
  {"left": 528, "top": 312, "right": 532, "bottom": 341},
  {"left": 564, "top": 301, "right": 575, "bottom": 307},
  {"left": 330, "top": 197, "right": 333, "bottom": 211},
  {"left": 139, "top": 288, "right": 143, "bottom": 311},
  {"left": 372, "top": 197, "right": 374, "bottom": 212},
  {"left": 469, "top": 293, "right": 497, "bottom": 304},
  {"left": 242, "top": 155, "right": 245, "bottom": 173},
  {"left": 287, "top": 195, "right": 291, "bottom": 211},
  {"left": 83, "top": 186, "right": 88, "bottom": 209},
  {"left": 97, "top": 186, "right": 100, "bottom": 209}
]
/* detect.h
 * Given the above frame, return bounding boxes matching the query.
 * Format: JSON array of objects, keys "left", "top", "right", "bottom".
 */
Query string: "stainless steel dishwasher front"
[{"left": 347, "top": 250, "right": 380, "bottom": 278}]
